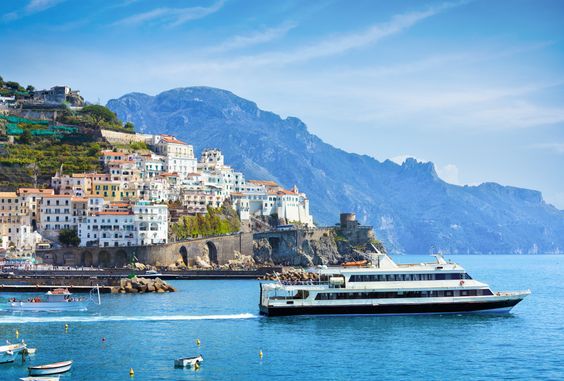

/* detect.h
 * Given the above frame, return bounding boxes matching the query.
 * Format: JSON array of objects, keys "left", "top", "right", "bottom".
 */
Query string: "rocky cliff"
[{"left": 107, "top": 87, "right": 564, "bottom": 254}]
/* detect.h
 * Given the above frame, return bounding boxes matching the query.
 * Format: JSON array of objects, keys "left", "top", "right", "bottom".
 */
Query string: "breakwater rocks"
[
  {"left": 113, "top": 277, "right": 176, "bottom": 294},
  {"left": 260, "top": 268, "right": 320, "bottom": 282}
]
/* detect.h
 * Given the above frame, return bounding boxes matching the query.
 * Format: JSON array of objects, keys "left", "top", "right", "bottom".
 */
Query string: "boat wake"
[{"left": 0, "top": 313, "right": 258, "bottom": 324}]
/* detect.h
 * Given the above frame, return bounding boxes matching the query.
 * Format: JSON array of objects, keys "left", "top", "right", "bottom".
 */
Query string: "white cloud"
[
  {"left": 2, "top": 0, "right": 65, "bottom": 22},
  {"left": 25, "top": 0, "right": 64, "bottom": 13},
  {"left": 210, "top": 22, "right": 298, "bottom": 52},
  {"left": 234, "top": 2, "right": 461, "bottom": 67},
  {"left": 112, "top": 1, "right": 224, "bottom": 28},
  {"left": 436, "top": 164, "right": 461, "bottom": 185}
]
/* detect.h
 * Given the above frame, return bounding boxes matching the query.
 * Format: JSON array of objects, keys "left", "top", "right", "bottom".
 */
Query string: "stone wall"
[
  {"left": 36, "top": 233, "right": 253, "bottom": 268},
  {"left": 100, "top": 129, "right": 154, "bottom": 145}
]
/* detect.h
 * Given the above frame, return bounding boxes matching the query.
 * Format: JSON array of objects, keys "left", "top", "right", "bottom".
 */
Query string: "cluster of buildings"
[
  {"left": 1, "top": 133, "right": 313, "bottom": 254},
  {"left": 0, "top": 85, "right": 83, "bottom": 110}
]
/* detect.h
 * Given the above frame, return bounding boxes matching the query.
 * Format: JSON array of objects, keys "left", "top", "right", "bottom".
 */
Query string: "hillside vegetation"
[{"left": 172, "top": 203, "right": 241, "bottom": 239}]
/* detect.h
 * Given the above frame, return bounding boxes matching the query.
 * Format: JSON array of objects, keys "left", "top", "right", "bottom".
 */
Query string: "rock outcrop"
[{"left": 113, "top": 277, "right": 176, "bottom": 294}]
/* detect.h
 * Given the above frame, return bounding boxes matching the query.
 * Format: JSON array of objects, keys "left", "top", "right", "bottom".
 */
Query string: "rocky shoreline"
[{"left": 260, "top": 268, "right": 320, "bottom": 282}]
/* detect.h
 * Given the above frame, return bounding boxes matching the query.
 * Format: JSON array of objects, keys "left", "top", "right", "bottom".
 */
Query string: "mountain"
[{"left": 107, "top": 87, "right": 564, "bottom": 254}]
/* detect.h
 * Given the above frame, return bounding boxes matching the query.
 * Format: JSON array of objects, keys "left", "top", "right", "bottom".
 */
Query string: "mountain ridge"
[{"left": 107, "top": 86, "right": 564, "bottom": 254}]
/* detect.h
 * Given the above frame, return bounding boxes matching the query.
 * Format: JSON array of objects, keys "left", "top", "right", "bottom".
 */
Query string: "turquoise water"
[{"left": 0, "top": 255, "right": 562, "bottom": 381}]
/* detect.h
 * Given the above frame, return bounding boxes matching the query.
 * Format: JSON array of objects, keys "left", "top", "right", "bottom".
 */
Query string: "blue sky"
[{"left": 1, "top": 0, "right": 563, "bottom": 208}]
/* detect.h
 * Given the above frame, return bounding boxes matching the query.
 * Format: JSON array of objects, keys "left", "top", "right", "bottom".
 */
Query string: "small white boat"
[
  {"left": 0, "top": 341, "right": 27, "bottom": 363},
  {"left": 20, "top": 377, "right": 60, "bottom": 381},
  {"left": 174, "top": 354, "right": 203, "bottom": 368},
  {"left": 28, "top": 360, "right": 73, "bottom": 376},
  {"left": 7, "top": 288, "right": 91, "bottom": 312},
  {"left": 26, "top": 348, "right": 37, "bottom": 355}
]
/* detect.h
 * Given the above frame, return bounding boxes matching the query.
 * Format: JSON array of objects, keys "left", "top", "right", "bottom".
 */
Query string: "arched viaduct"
[{"left": 36, "top": 233, "right": 253, "bottom": 268}]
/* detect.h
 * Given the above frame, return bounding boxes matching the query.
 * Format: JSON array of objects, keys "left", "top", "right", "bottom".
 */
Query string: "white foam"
[{"left": 0, "top": 313, "right": 258, "bottom": 324}]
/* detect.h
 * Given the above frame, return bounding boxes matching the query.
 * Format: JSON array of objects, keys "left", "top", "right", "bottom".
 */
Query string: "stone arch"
[
  {"left": 82, "top": 251, "right": 93, "bottom": 267},
  {"left": 98, "top": 250, "right": 111, "bottom": 268},
  {"left": 115, "top": 249, "right": 128, "bottom": 268},
  {"left": 179, "top": 246, "right": 188, "bottom": 266},
  {"left": 206, "top": 241, "right": 218, "bottom": 265},
  {"left": 63, "top": 252, "right": 75, "bottom": 266},
  {"left": 268, "top": 237, "right": 280, "bottom": 258}
]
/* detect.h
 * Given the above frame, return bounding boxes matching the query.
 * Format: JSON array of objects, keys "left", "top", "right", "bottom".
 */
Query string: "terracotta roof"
[
  {"left": 17, "top": 188, "right": 54, "bottom": 195},
  {"left": 248, "top": 180, "right": 279, "bottom": 187},
  {"left": 100, "top": 151, "right": 125, "bottom": 156},
  {"left": 71, "top": 197, "right": 88, "bottom": 202},
  {"left": 42, "top": 194, "right": 73, "bottom": 198},
  {"left": 159, "top": 172, "right": 178, "bottom": 177},
  {"left": 0, "top": 192, "right": 17, "bottom": 198},
  {"left": 230, "top": 192, "right": 244, "bottom": 196},
  {"left": 160, "top": 135, "right": 187, "bottom": 145}
]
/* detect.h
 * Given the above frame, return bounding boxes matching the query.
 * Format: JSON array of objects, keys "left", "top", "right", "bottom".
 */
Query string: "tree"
[
  {"left": 80, "top": 105, "right": 119, "bottom": 128},
  {"left": 0, "top": 75, "right": 4, "bottom": 87},
  {"left": 19, "top": 130, "right": 33, "bottom": 144},
  {"left": 59, "top": 228, "right": 80, "bottom": 247},
  {"left": 6, "top": 81, "right": 24, "bottom": 91},
  {"left": 124, "top": 121, "right": 135, "bottom": 131},
  {"left": 26, "top": 85, "right": 35, "bottom": 93}
]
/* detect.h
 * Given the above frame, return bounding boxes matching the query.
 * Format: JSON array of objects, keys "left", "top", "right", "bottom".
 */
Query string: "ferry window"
[
  {"left": 435, "top": 274, "right": 446, "bottom": 280},
  {"left": 444, "top": 291, "right": 454, "bottom": 297},
  {"left": 464, "top": 273, "right": 473, "bottom": 280},
  {"left": 481, "top": 289, "right": 493, "bottom": 296},
  {"left": 460, "top": 290, "right": 469, "bottom": 296}
]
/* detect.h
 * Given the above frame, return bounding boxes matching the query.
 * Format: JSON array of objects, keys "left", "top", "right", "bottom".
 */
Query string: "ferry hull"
[{"left": 260, "top": 298, "right": 523, "bottom": 317}]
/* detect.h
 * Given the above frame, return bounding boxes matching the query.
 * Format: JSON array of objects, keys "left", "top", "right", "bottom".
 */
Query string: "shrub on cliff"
[
  {"left": 59, "top": 228, "right": 80, "bottom": 247},
  {"left": 172, "top": 202, "right": 240, "bottom": 239}
]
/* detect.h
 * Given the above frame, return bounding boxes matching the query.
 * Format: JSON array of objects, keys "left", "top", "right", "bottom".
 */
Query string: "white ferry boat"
[{"left": 259, "top": 253, "right": 530, "bottom": 316}]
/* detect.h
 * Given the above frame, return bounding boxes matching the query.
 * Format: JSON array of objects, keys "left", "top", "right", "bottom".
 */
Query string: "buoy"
[
  {"left": 129, "top": 368, "right": 134, "bottom": 377},
  {"left": 259, "top": 350, "right": 263, "bottom": 359},
  {"left": 194, "top": 362, "right": 200, "bottom": 370},
  {"left": 65, "top": 324, "right": 69, "bottom": 332},
  {"left": 15, "top": 329, "right": 19, "bottom": 339},
  {"left": 102, "top": 337, "right": 106, "bottom": 342},
  {"left": 196, "top": 339, "right": 201, "bottom": 346}
]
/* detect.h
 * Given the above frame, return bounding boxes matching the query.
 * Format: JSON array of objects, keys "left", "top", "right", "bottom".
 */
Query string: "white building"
[
  {"left": 78, "top": 211, "right": 137, "bottom": 247},
  {"left": 133, "top": 201, "right": 168, "bottom": 245},
  {"left": 153, "top": 135, "right": 197, "bottom": 178},
  {"left": 39, "top": 195, "right": 76, "bottom": 239},
  {"left": 198, "top": 149, "right": 245, "bottom": 195},
  {"left": 134, "top": 153, "right": 164, "bottom": 179},
  {"left": 231, "top": 181, "right": 314, "bottom": 226}
]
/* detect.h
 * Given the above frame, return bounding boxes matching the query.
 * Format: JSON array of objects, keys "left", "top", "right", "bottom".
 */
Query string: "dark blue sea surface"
[{"left": 0, "top": 255, "right": 562, "bottom": 380}]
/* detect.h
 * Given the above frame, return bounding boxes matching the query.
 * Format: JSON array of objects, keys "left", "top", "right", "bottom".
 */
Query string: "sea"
[{"left": 0, "top": 255, "right": 562, "bottom": 381}]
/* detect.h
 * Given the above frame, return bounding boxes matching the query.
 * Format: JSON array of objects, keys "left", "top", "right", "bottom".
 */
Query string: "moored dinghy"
[
  {"left": 28, "top": 360, "right": 73, "bottom": 376},
  {"left": 0, "top": 341, "right": 27, "bottom": 364},
  {"left": 174, "top": 354, "right": 203, "bottom": 368}
]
